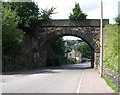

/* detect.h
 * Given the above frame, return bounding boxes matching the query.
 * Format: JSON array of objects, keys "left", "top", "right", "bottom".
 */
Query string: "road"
[{"left": 2, "top": 62, "right": 91, "bottom": 93}]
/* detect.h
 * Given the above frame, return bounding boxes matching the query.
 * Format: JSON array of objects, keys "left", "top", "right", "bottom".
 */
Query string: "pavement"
[{"left": 79, "top": 69, "right": 116, "bottom": 93}]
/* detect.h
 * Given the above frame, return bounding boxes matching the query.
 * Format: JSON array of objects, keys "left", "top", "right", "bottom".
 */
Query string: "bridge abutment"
[{"left": 94, "top": 53, "right": 100, "bottom": 69}]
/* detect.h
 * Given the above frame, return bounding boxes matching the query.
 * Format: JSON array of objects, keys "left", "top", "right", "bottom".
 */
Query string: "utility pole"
[{"left": 100, "top": 0, "right": 103, "bottom": 77}]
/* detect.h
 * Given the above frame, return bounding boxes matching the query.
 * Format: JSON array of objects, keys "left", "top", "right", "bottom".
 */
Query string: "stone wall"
[
  {"left": 2, "top": 35, "right": 47, "bottom": 72},
  {"left": 103, "top": 68, "right": 120, "bottom": 92}
]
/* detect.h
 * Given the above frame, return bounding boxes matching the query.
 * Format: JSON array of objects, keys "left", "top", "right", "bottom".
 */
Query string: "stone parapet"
[{"left": 38, "top": 19, "right": 109, "bottom": 27}]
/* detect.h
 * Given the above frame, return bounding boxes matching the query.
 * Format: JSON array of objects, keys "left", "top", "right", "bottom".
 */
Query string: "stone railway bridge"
[{"left": 22, "top": 19, "right": 109, "bottom": 69}]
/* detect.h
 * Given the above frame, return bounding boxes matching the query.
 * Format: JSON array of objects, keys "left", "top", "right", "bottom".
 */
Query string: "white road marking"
[{"left": 77, "top": 70, "right": 84, "bottom": 93}]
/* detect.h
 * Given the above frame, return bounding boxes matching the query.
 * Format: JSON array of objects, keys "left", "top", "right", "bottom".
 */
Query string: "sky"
[
  {"left": 35, "top": 0, "right": 119, "bottom": 23},
  {"left": 34, "top": 0, "right": 119, "bottom": 40}
]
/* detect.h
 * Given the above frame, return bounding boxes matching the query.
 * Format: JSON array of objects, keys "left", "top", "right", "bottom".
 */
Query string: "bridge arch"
[
  {"left": 35, "top": 28, "right": 95, "bottom": 67},
  {"left": 41, "top": 33, "right": 94, "bottom": 51},
  {"left": 32, "top": 19, "right": 109, "bottom": 68}
]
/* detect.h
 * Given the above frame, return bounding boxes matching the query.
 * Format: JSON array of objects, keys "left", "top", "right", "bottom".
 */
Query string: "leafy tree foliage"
[
  {"left": 51, "top": 38, "right": 65, "bottom": 56},
  {"left": 40, "top": 7, "right": 56, "bottom": 20},
  {"left": 115, "top": 15, "right": 120, "bottom": 24},
  {"left": 74, "top": 42, "right": 91, "bottom": 59},
  {"left": 2, "top": 4, "right": 23, "bottom": 62},
  {"left": 69, "top": 3, "right": 87, "bottom": 20},
  {"left": 47, "top": 38, "right": 65, "bottom": 66},
  {"left": 7, "top": 1, "right": 39, "bottom": 35},
  {"left": 66, "top": 40, "right": 76, "bottom": 47}
]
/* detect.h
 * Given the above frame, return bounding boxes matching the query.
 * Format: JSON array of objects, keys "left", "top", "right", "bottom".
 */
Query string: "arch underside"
[{"left": 35, "top": 27, "right": 100, "bottom": 52}]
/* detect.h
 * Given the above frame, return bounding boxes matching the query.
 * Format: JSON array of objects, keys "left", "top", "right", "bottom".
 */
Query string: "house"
[{"left": 68, "top": 49, "right": 82, "bottom": 64}]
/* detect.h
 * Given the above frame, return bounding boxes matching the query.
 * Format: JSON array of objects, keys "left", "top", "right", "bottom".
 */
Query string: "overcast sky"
[{"left": 34, "top": 0, "right": 119, "bottom": 40}]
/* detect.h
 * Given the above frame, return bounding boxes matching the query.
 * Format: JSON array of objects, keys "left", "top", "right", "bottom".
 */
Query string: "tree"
[
  {"left": 40, "top": 7, "right": 56, "bottom": 20},
  {"left": 115, "top": 15, "right": 120, "bottom": 24},
  {"left": 74, "top": 42, "right": 91, "bottom": 59},
  {"left": 8, "top": 1, "right": 40, "bottom": 36},
  {"left": 2, "top": 3, "right": 23, "bottom": 62},
  {"left": 51, "top": 38, "right": 65, "bottom": 56},
  {"left": 47, "top": 38, "right": 65, "bottom": 66},
  {"left": 69, "top": 3, "right": 87, "bottom": 20}
]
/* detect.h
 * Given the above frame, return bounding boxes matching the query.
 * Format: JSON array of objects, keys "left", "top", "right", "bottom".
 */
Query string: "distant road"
[{"left": 2, "top": 62, "right": 91, "bottom": 93}]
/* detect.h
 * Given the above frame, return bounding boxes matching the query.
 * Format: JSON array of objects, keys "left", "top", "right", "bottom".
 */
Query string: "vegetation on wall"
[
  {"left": 103, "top": 24, "right": 119, "bottom": 72},
  {"left": 103, "top": 16, "right": 120, "bottom": 93}
]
